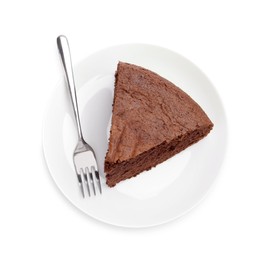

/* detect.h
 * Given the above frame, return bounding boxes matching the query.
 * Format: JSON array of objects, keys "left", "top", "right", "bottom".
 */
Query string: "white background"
[{"left": 1, "top": 0, "right": 260, "bottom": 259}]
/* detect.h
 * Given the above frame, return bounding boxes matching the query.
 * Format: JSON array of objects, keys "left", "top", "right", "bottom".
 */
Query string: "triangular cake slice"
[{"left": 105, "top": 62, "right": 213, "bottom": 187}]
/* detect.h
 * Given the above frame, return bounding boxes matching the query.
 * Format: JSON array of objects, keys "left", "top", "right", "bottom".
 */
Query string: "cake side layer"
[{"left": 105, "top": 125, "right": 212, "bottom": 187}]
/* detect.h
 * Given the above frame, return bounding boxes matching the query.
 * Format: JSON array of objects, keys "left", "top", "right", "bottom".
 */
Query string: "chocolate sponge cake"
[{"left": 105, "top": 62, "right": 213, "bottom": 187}]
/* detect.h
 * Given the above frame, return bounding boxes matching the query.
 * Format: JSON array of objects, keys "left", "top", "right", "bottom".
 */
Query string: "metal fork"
[{"left": 57, "top": 35, "right": 102, "bottom": 197}]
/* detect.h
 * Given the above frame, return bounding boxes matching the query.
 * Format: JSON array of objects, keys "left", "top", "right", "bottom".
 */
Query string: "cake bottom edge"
[{"left": 105, "top": 125, "right": 213, "bottom": 187}]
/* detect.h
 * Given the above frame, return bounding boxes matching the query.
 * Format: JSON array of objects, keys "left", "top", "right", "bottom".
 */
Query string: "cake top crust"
[{"left": 105, "top": 62, "right": 213, "bottom": 163}]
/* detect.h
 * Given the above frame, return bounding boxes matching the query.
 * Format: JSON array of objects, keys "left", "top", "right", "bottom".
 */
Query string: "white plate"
[{"left": 43, "top": 44, "right": 227, "bottom": 228}]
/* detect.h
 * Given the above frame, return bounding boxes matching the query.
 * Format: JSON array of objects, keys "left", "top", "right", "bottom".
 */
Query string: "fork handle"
[{"left": 57, "top": 35, "right": 83, "bottom": 140}]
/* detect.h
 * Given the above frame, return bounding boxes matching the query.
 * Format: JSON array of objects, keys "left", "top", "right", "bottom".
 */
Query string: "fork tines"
[{"left": 78, "top": 167, "right": 102, "bottom": 197}]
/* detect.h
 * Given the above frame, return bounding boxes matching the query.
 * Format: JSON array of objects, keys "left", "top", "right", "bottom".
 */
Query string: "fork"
[{"left": 57, "top": 35, "right": 102, "bottom": 197}]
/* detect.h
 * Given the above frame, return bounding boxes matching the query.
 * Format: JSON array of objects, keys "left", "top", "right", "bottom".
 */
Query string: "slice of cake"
[{"left": 105, "top": 62, "right": 213, "bottom": 187}]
